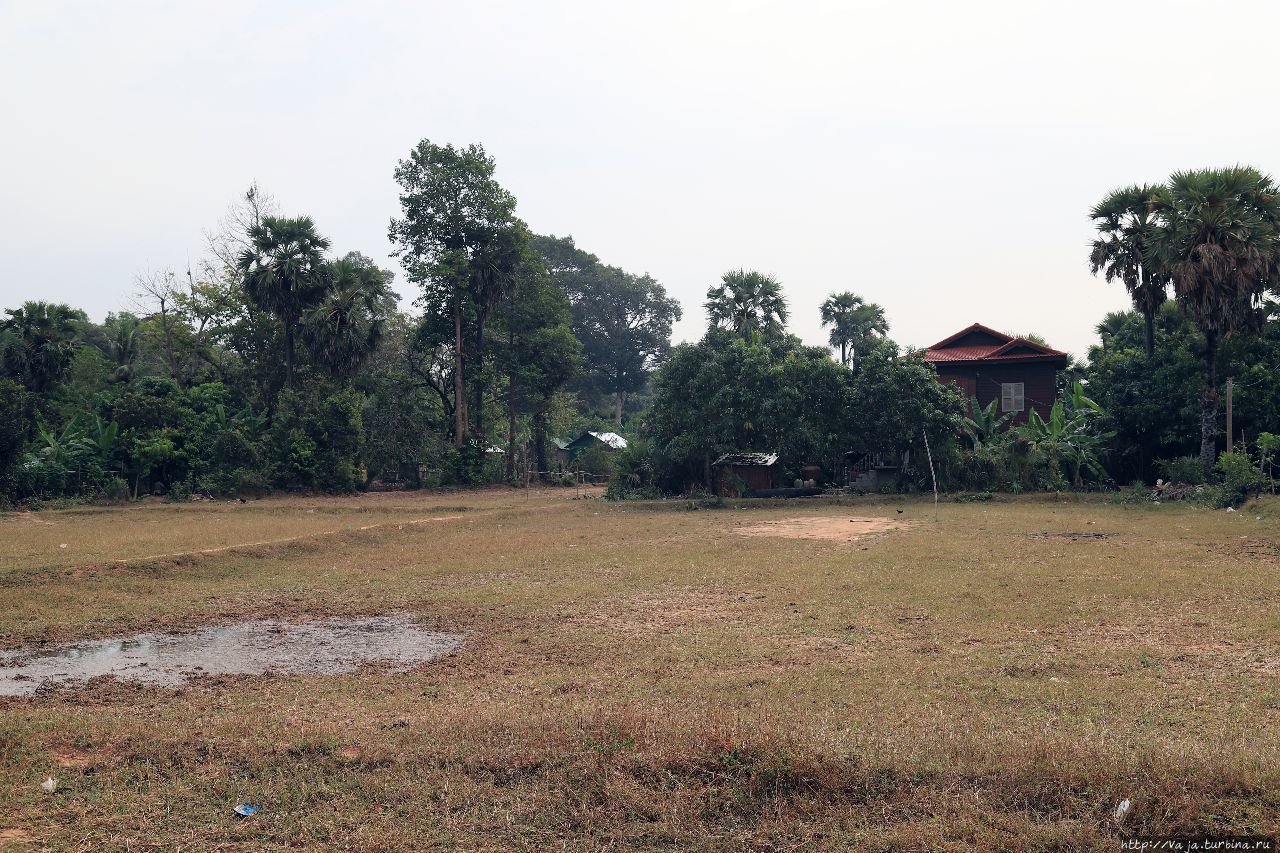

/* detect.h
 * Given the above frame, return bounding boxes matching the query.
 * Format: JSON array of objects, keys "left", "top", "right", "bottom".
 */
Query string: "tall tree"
[
  {"left": 389, "top": 140, "right": 520, "bottom": 447},
  {"left": 1090, "top": 184, "right": 1168, "bottom": 357},
  {"left": 705, "top": 269, "right": 788, "bottom": 339},
  {"left": 1149, "top": 166, "right": 1280, "bottom": 473},
  {"left": 0, "top": 301, "right": 86, "bottom": 393},
  {"left": 533, "top": 234, "right": 681, "bottom": 424},
  {"left": 495, "top": 249, "right": 582, "bottom": 477},
  {"left": 820, "top": 291, "right": 887, "bottom": 366},
  {"left": 303, "top": 252, "right": 397, "bottom": 383},
  {"left": 237, "top": 215, "right": 331, "bottom": 389}
]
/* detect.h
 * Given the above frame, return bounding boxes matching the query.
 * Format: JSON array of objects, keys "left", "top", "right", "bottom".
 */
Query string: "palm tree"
[
  {"left": 104, "top": 312, "right": 141, "bottom": 383},
  {"left": 705, "top": 269, "right": 788, "bottom": 339},
  {"left": 303, "top": 253, "right": 397, "bottom": 382},
  {"left": 1090, "top": 184, "right": 1168, "bottom": 357},
  {"left": 1148, "top": 166, "right": 1280, "bottom": 474},
  {"left": 1093, "top": 311, "right": 1130, "bottom": 353},
  {"left": 820, "top": 292, "right": 887, "bottom": 366},
  {"left": 237, "top": 216, "right": 331, "bottom": 389},
  {"left": 0, "top": 301, "right": 86, "bottom": 393}
]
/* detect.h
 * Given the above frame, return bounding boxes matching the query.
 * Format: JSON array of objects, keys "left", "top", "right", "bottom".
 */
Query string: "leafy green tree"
[
  {"left": 492, "top": 243, "right": 582, "bottom": 477},
  {"left": 0, "top": 302, "right": 87, "bottom": 393},
  {"left": 1148, "top": 166, "right": 1280, "bottom": 473},
  {"left": 1083, "top": 305, "right": 1200, "bottom": 482},
  {"left": 389, "top": 140, "right": 522, "bottom": 447},
  {"left": 0, "top": 379, "right": 33, "bottom": 496},
  {"left": 356, "top": 311, "right": 445, "bottom": 481},
  {"left": 820, "top": 292, "right": 887, "bottom": 367},
  {"left": 303, "top": 252, "right": 397, "bottom": 382},
  {"left": 1090, "top": 184, "right": 1168, "bottom": 357},
  {"left": 237, "top": 216, "right": 332, "bottom": 389},
  {"left": 532, "top": 234, "right": 680, "bottom": 424},
  {"left": 705, "top": 269, "right": 788, "bottom": 339}
]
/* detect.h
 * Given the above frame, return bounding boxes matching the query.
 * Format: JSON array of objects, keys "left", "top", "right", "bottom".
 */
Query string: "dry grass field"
[{"left": 2, "top": 488, "right": 1280, "bottom": 849}]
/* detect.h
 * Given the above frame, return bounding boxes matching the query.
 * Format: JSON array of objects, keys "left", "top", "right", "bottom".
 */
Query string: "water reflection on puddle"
[{"left": 0, "top": 615, "right": 463, "bottom": 696}]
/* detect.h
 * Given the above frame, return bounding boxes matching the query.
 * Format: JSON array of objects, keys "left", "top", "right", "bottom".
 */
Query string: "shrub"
[
  {"left": 1158, "top": 455, "right": 1205, "bottom": 485},
  {"left": 100, "top": 476, "right": 130, "bottom": 504},
  {"left": 1213, "top": 451, "right": 1260, "bottom": 508}
]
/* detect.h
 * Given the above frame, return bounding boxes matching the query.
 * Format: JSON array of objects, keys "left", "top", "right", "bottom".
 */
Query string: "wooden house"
[
  {"left": 924, "top": 324, "right": 1068, "bottom": 424},
  {"left": 712, "top": 452, "right": 779, "bottom": 496}
]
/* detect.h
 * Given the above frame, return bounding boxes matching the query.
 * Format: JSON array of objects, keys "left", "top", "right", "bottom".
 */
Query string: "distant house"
[
  {"left": 924, "top": 323, "right": 1068, "bottom": 424},
  {"left": 565, "top": 431, "right": 628, "bottom": 460},
  {"left": 712, "top": 452, "right": 779, "bottom": 497}
]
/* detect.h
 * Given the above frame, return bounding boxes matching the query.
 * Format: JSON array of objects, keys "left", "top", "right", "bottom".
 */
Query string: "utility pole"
[{"left": 1226, "top": 377, "right": 1234, "bottom": 453}]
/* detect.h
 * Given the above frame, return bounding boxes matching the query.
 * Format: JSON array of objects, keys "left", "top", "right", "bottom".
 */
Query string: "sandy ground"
[{"left": 733, "top": 515, "right": 906, "bottom": 542}]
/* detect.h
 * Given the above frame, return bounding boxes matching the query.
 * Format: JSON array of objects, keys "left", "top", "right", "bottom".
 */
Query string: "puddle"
[{"left": 0, "top": 615, "right": 462, "bottom": 697}]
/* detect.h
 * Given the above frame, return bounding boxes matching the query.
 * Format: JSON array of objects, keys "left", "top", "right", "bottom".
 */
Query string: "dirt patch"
[
  {"left": 0, "top": 615, "right": 463, "bottom": 697},
  {"left": 733, "top": 516, "right": 906, "bottom": 542}
]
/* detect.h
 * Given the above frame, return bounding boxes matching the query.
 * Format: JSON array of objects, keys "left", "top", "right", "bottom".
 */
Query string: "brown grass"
[{"left": 1, "top": 489, "right": 1279, "bottom": 849}]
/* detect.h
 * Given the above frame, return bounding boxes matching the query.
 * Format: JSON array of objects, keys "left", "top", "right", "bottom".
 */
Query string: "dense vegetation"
[{"left": 3, "top": 157, "right": 1280, "bottom": 507}]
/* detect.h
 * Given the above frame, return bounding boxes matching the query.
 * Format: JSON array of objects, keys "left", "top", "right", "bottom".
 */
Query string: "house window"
[{"left": 1001, "top": 382, "right": 1025, "bottom": 413}]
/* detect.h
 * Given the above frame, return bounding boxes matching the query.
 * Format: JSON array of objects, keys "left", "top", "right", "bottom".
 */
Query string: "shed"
[
  {"left": 551, "top": 438, "right": 571, "bottom": 467},
  {"left": 924, "top": 323, "right": 1068, "bottom": 425},
  {"left": 712, "top": 452, "right": 779, "bottom": 497}
]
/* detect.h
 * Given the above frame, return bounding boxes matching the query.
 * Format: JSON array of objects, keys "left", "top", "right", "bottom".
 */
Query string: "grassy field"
[{"left": 2, "top": 488, "right": 1280, "bottom": 849}]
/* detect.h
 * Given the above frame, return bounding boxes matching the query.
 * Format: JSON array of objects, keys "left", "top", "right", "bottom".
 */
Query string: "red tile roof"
[{"left": 924, "top": 323, "right": 1067, "bottom": 365}]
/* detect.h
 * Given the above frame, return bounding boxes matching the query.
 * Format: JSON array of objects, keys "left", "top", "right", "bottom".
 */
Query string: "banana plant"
[
  {"left": 1017, "top": 384, "right": 1112, "bottom": 487},
  {"left": 961, "top": 396, "right": 1014, "bottom": 449}
]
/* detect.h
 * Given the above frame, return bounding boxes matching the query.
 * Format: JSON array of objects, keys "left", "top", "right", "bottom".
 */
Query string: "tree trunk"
[
  {"left": 506, "top": 374, "right": 517, "bottom": 481},
  {"left": 284, "top": 323, "right": 295, "bottom": 389},
  {"left": 1199, "top": 331, "right": 1219, "bottom": 476},
  {"left": 1143, "top": 310, "right": 1155, "bottom": 358},
  {"left": 841, "top": 341, "right": 848, "bottom": 366},
  {"left": 614, "top": 390, "right": 624, "bottom": 426},
  {"left": 453, "top": 301, "right": 466, "bottom": 448},
  {"left": 704, "top": 452, "right": 712, "bottom": 491},
  {"left": 473, "top": 315, "right": 485, "bottom": 439},
  {"left": 533, "top": 410, "right": 548, "bottom": 479}
]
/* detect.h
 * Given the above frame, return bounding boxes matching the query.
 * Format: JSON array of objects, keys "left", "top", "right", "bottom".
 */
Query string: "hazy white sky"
[{"left": 3, "top": 0, "right": 1278, "bottom": 357}]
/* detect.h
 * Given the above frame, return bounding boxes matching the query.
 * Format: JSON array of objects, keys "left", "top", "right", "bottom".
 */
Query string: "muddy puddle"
[{"left": 0, "top": 615, "right": 462, "bottom": 697}]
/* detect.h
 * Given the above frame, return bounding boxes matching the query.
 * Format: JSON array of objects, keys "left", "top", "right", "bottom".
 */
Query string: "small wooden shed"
[{"left": 713, "top": 452, "right": 779, "bottom": 497}]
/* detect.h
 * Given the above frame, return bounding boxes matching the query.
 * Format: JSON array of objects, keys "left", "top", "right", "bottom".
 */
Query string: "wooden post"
[
  {"left": 1226, "top": 377, "right": 1234, "bottom": 453},
  {"left": 923, "top": 430, "right": 939, "bottom": 522}
]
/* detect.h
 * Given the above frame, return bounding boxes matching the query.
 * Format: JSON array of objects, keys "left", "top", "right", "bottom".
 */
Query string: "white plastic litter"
[
  {"left": 40, "top": 777, "right": 57, "bottom": 793},
  {"left": 1113, "top": 798, "right": 1132, "bottom": 823},
  {"left": 58, "top": 544, "right": 67, "bottom": 549}
]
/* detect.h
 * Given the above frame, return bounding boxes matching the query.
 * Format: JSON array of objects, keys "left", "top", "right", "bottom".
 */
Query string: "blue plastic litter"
[{"left": 233, "top": 804, "right": 259, "bottom": 817}]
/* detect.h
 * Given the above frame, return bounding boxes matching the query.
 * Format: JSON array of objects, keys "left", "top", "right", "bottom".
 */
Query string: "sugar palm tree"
[
  {"left": 820, "top": 291, "right": 887, "bottom": 366},
  {"left": 1148, "top": 166, "right": 1280, "bottom": 474},
  {"left": 1093, "top": 311, "right": 1130, "bottom": 353},
  {"left": 0, "top": 301, "right": 86, "bottom": 392},
  {"left": 238, "top": 216, "right": 331, "bottom": 388},
  {"left": 1090, "top": 184, "right": 1168, "bottom": 357},
  {"left": 303, "top": 253, "right": 397, "bottom": 382},
  {"left": 705, "top": 269, "right": 788, "bottom": 339}
]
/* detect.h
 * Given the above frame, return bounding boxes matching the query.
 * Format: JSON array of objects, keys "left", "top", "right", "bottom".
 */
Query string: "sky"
[{"left": 3, "top": 0, "right": 1279, "bottom": 359}]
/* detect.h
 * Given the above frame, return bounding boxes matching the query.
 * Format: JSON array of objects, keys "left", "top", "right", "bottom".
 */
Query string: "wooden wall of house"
[{"left": 935, "top": 363, "right": 1057, "bottom": 424}]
